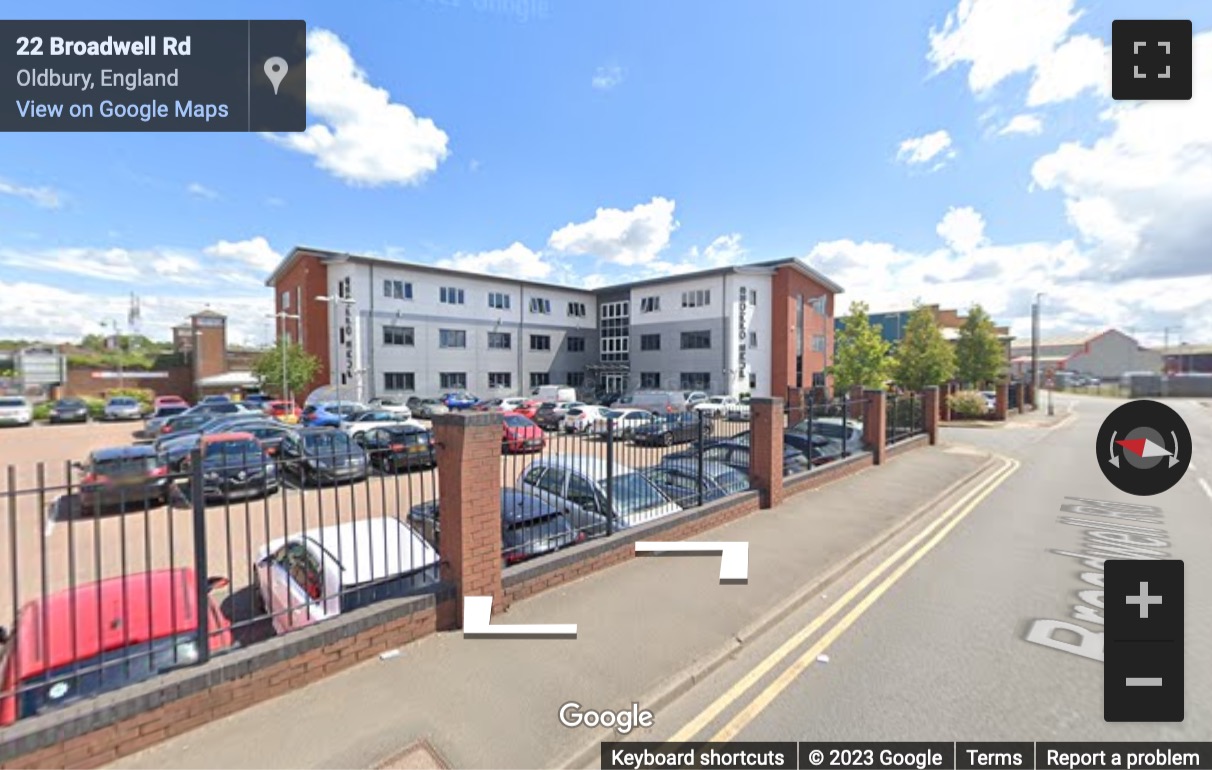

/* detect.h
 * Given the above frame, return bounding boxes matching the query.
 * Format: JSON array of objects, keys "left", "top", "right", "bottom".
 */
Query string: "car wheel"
[{"left": 662, "top": 432, "right": 674, "bottom": 447}]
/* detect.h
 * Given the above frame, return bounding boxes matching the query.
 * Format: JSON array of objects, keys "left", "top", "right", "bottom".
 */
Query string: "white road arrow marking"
[
  {"left": 634, "top": 541, "right": 749, "bottom": 583},
  {"left": 463, "top": 596, "right": 577, "bottom": 638}
]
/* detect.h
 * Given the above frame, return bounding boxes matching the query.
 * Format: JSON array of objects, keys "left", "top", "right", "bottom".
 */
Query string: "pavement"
[{"left": 109, "top": 438, "right": 995, "bottom": 769}]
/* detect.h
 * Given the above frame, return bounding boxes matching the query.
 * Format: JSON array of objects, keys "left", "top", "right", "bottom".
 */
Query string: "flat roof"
[{"left": 267, "top": 247, "right": 844, "bottom": 295}]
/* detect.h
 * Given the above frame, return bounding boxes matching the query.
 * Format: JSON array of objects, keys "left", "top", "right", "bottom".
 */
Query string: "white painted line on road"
[
  {"left": 635, "top": 541, "right": 749, "bottom": 582},
  {"left": 1199, "top": 478, "right": 1212, "bottom": 503}
]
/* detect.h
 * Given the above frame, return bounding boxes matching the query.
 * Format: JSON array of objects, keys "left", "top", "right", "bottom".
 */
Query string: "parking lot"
[{"left": 0, "top": 414, "right": 750, "bottom": 642}]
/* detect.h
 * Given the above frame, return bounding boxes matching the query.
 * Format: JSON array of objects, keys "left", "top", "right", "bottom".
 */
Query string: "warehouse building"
[{"left": 1008, "top": 329, "right": 1162, "bottom": 380}]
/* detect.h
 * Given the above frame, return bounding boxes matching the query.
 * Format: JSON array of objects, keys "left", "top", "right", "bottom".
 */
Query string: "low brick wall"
[
  {"left": 0, "top": 588, "right": 453, "bottom": 769},
  {"left": 783, "top": 451, "right": 873, "bottom": 497},
  {"left": 886, "top": 433, "right": 929, "bottom": 459}
]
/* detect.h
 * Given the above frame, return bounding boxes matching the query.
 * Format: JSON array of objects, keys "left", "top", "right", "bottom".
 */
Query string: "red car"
[
  {"left": 267, "top": 400, "right": 302, "bottom": 424},
  {"left": 512, "top": 400, "right": 543, "bottom": 420},
  {"left": 153, "top": 395, "right": 189, "bottom": 411},
  {"left": 0, "top": 568, "right": 232, "bottom": 725},
  {"left": 502, "top": 414, "right": 545, "bottom": 453}
]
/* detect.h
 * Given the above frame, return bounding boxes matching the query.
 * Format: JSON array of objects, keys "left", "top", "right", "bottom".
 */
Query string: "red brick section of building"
[
  {"left": 771, "top": 265, "right": 837, "bottom": 399},
  {"left": 271, "top": 251, "right": 330, "bottom": 400}
]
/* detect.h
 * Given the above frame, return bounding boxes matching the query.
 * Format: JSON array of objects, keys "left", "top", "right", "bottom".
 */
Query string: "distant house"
[{"left": 1009, "top": 329, "right": 1162, "bottom": 380}]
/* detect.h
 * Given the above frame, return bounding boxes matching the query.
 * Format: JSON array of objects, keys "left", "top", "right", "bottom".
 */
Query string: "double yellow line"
[{"left": 667, "top": 455, "right": 1021, "bottom": 743}]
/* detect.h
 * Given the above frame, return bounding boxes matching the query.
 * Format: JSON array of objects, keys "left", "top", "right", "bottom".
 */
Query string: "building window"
[
  {"left": 681, "top": 289, "right": 711, "bottom": 308},
  {"left": 681, "top": 331, "right": 711, "bottom": 350},
  {"left": 640, "top": 296, "right": 660, "bottom": 313},
  {"left": 601, "top": 337, "right": 629, "bottom": 356},
  {"left": 568, "top": 372, "right": 585, "bottom": 387},
  {"left": 530, "top": 372, "right": 550, "bottom": 387},
  {"left": 809, "top": 295, "right": 827, "bottom": 315},
  {"left": 749, "top": 290, "right": 757, "bottom": 306},
  {"left": 281, "top": 291, "right": 291, "bottom": 310},
  {"left": 748, "top": 372, "right": 757, "bottom": 389},
  {"left": 530, "top": 334, "right": 551, "bottom": 351},
  {"left": 440, "top": 287, "right": 465, "bottom": 305},
  {"left": 440, "top": 372, "right": 467, "bottom": 390},
  {"left": 488, "top": 292, "right": 511, "bottom": 310},
  {"left": 749, "top": 331, "right": 758, "bottom": 348},
  {"left": 383, "top": 326, "right": 415, "bottom": 346},
  {"left": 567, "top": 301, "right": 587, "bottom": 318},
  {"left": 640, "top": 372, "right": 661, "bottom": 389},
  {"left": 600, "top": 300, "right": 630, "bottom": 363},
  {"left": 384, "top": 280, "right": 412, "bottom": 300},
  {"left": 384, "top": 372, "right": 415, "bottom": 391},
  {"left": 440, "top": 329, "right": 467, "bottom": 348},
  {"left": 812, "top": 372, "right": 826, "bottom": 388},
  {"left": 567, "top": 336, "right": 585, "bottom": 352},
  {"left": 487, "top": 331, "right": 511, "bottom": 350},
  {"left": 640, "top": 334, "right": 661, "bottom": 351},
  {"left": 529, "top": 297, "right": 551, "bottom": 314},
  {"left": 488, "top": 372, "right": 512, "bottom": 389},
  {"left": 680, "top": 372, "right": 711, "bottom": 390},
  {"left": 811, "top": 334, "right": 826, "bottom": 353}
]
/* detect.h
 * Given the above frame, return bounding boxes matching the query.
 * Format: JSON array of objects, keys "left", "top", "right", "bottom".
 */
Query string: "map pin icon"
[{"left": 264, "top": 57, "right": 288, "bottom": 95}]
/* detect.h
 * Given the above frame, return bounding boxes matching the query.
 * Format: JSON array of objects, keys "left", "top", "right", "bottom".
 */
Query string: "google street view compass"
[{"left": 1097, "top": 399, "right": 1191, "bottom": 496}]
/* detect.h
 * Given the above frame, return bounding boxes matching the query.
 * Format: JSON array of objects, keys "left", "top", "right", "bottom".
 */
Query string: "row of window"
[
  {"left": 383, "top": 280, "right": 591, "bottom": 317},
  {"left": 383, "top": 326, "right": 587, "bottom": 352},
  {"left": 382, "top": 371, "right": 587, "bottom": 392}
]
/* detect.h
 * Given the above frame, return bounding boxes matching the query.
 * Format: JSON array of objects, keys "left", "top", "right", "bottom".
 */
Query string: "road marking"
[
  {"left": 706, "top": 458, "right": 1020, "bottom": 742},
  {"left": 666, "top": 456, "right": 1018, "bottom": 742},
  {"left": 1199, "top": 478, "right": 1212, "bottom": 503}
]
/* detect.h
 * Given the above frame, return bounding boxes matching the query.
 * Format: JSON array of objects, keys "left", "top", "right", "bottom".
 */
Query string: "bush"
[
  {"left": 32, "top": 402, "right": 51, "bottom": 421},
  {"left": 83, "top": 397, "right": 107, "bottom": 419},
  {"left": 948, "top": 390, "right": 988, "bottom": 419}
]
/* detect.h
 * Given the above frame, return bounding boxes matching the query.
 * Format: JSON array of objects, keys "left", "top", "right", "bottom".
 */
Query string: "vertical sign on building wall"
[
  {"left": 339, "top": 276, "right": 354, "bottom": 387},
  {"left": 737, "top": 287, "right": 748, "bottom": 381}
]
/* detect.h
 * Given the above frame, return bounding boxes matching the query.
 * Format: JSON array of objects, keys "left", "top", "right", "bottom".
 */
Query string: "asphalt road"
[{"left": 624, "top": 395, "right": 1212, "bottom": 747}]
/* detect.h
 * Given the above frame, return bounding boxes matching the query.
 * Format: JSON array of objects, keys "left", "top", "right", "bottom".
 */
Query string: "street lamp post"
[
  {"left": 103, "top": 319, "right": 125, "bottom": 390},
  {"left": 1031, "top": 293, "right": 1043, "bottom": 401},
  {"left": 315, "top": 295, "right": 356, "bottom": 408},
  {"left": 266, "top": 311, "right": 301, "bottom": 402}
]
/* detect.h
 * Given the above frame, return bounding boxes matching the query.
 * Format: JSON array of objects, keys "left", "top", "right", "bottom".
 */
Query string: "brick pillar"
[
  {"left": 922, "top": 385, "right": 940, "bottom": 445},
  {"left": 749, "top": 397, "right": 784, "bottom": 510},
  {"left": 1016, "top": 383, "right": 1026, "bottom": 414},
  {"left": 940, "top": 383, "right": 953, "bottom": 422},
  {"left": 862, "top": 389, "right": 887, "bottom": 464},
  {"left": 786, "top": 388, "right": 805, "bottom": 428},
  {"left": 994, "top": 381, "right": 1009, "bottom": 421},
  {"left": 433, "top": 411, "right": 504, "bottom": 627}
]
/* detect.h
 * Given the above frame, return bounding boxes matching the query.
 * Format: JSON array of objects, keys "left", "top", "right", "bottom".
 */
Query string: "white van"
[{"left": 532, "top": 385, "right": 578, "bottom": 403}]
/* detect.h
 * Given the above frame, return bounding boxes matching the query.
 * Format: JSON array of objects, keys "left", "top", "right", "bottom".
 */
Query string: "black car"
[
  {"left": 407, "top": 488, "right": 583, "bottom": 565},
  {"left": 531, "top": 402, "right": 563, "bottom": 431},
  {"left": 278, "top": 428, "right": 369, "bottom": 485},
  {"left": 157, "top": 416, "right": 278, "bottom": 469},
  {"left": 48, "top": 398, "right": 89, "bottom": 424},
  {"left": 74, "top": 445, "right": 171, "bottom": 513},
  {"left": 360, "top": 425, "right": 436, "bottom": 472},
  {"left": 182, "top": 432, "right": 280, "bottom": 502},
  {"left": 632, "top": 412, "right": 712, "bottom": 446},
  {"left": 134, "top": 404, "right": 191, "bottom": 439}
]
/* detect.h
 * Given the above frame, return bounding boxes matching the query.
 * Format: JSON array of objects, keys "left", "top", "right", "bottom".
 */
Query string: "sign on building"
[{"left": 737, "top": 287, "right": 748, "bottom": 381}]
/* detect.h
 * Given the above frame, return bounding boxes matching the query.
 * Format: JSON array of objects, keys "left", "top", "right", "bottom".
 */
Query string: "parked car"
[
  {"left": 157, "top": 416, "right": 276, "bottom": 469},
  {"left": 0, "top": 568, "right": 231, "bottom": 726},
  {"left": 181, "top": 432, "right": 279, "bottom": 502},
  {"left": 366, "top": 397, "right": 412, "bottom": 418},
  {"left": 48, "top": 398, "right": 90, "bottom": 424},
  {"left": 241, "top": 394, "right": 273, "bottom": 411},
  {"left": 74, "top": 445, "right": 171, "bottom": 514},
  {"left": 630, "top": 390, "right": 690, "bottom": 414},
  {"left": 232, "top": 421, "right": 296, "bottom": 457},
  {"left": 153, "top": 412, "right": 220, "bottom": 448},
  {"left": 632, "top": 412, "right": 713, "bottom": 446},
  {"left": 531, "top": 402, "right": 564, "bottom": 431},
  {"left": 0, "top": 396, "right": 32, "bottom": 427},
  {"left": 518, "top": 455, "right": 682, "bottom": 536},
  {"left": 727, "top": 397, "right": 751, "bottom": 421},
  {"left": 253, "top": 517, "right": 439, "bottom": 636},
  {"left": 590, "top": 408, "right": 658, "bottom": 440},
  {"left": 789, "top": 416, "right": 865, "bottom": 448},
  {"left": 153, "top": 395, "right": 189, "bottom": 411},
  {"left": 560, "top": 404, "right": 609, "bottom": 434},
  {"left": 360, "top": 425, "right": 436, "bottom": 472},
  {"left": 691, "top": 428, "right": 837, "bottom": 463},
  {"left": 340, "top": 409, "right": 420, "bottom": 442},
  {"left": 532, "top": 385, "right": 578, "bottom": 403},
  {"left": 641, "top": 459, "right": 750, "bottom": 508},
  {"left": 693, "top": 395, "right": 739, "bottom": 418},
  {"left": 692, "top": 441, "right": 810, "bottom": 477},
  {"left": 410, "top": 398, "right": 450, "bottom": 419},
  {"left": 471, "top": 398, "right": 506, "bottom": 412},
  {"left": 300, "top": 403, "right": 343, "bottom": 428},
  {"left": 682, "top": 391, "right": 710, "bottom": 408},
  {"left": 278, "top": 428, "right": 369, "bottom": 486},
  {"left": 511, "top": 400, "right": 543, "bottom": 420},
  {"left": 134, "top": 404, "right": 190, "bottom": 439},
  {"left": 185, "top": 401, "right": 258, "bottom": 417},
  {"left": 407, "top": 488, "right": 584, "bottom": 565},
  {"left": 103, "top": 396, "right": 143, "bottom": 421},
  {"left": 200, "top": 395, "right": 232, "bottom": 405},
  {"left": 266, "top": 400, "right": 302, "bottom": 424},
  {"left": 502, "top": 414, "right": 546, "bottom": 453},
  {"left": 441, "top": 391, "right": 478, "bottom": 410}
]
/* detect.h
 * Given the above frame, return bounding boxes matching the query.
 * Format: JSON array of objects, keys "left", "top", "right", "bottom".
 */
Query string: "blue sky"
[{"left": 3, "top": 0, "right": 1211, "bottom": 347}]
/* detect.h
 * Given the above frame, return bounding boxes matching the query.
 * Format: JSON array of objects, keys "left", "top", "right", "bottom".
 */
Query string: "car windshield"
[
  {"left": 0, "top": 398, "right": 26, "bottom": 407},
  {"left": 57, "top": 399, "right": 85, "bottom": 408},
  {"left": 108, "top": 398, "right": 137, "bottom": 406},
  {"left": 93, "top": 455, "right": 157, "bottom": 475},
  {"left": 303, "top": 432, "right": 355, "bottom": 453},
  {"left": 203, "top": 440, "right": 264, "bottom": 466},
  {"left": 170, "top": 415, "right": 210, "bottom": 430},
  {"left": 601, "top": 410, "right": 623, "bottom": 419},
  {"left": 712, "top": 469, "right": 750, "bottom": 494},
  {"left": 608, "top": 472, "right": 667, "bottom": 515},
  {"left": 155, "top": 406, "right": 188, "bottom": 416},
  {"left": 17, "top": 633, "right": 200, "bottom": 720},
  {"left": 384, "top": 428, "right": 427, "bottom": 445},
  {"left": 504, "top": 415, "right": 532, "bottom": 427}
]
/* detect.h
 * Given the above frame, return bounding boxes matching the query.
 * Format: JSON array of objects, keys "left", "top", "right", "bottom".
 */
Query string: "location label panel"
[
  {"left": 1104, "top": 559, "right": 1184, "bottom": 721},
  {"left": 0, "top": 20, "right": 305, "bottom": 131}
]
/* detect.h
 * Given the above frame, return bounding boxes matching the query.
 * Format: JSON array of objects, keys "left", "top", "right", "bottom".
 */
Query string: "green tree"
[
  {"left": 252, "top": 342, "right": 319, "bottom": 401},
  {"left": 829, "top": 301, "right": 893, "bottom": 390},
  {"left": 893, "top": 304, "right": 956, "bottom": 391},
  {"left": 955, "top": 304, "right": 1004, "bottom": 387}
]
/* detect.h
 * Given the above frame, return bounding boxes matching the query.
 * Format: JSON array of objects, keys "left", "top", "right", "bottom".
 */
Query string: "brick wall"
[
  {"left": 272, "top": 253, "right": 330, "bottom": 398},
  {"left": 62, "top": 366, "right": 195, "bottom": 402}
]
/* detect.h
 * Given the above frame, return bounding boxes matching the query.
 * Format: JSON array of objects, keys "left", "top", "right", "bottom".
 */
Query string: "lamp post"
[
  {"left": 102, "top": 319, "right": 125, "bottom": 390},
  {"left": 1031, "top": 293, "right": 1043, "bottom": 398},
  {"left": 266, "top": 311, "right": 301, "bottom": 402},
  {"left": 315, "top": 294, "right": 356, "bottom": 408}
]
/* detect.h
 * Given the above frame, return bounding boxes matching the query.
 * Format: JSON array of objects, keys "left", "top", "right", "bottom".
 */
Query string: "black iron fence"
[
  {"left": 782, "top": 393, "right": 870, "bottom": 476},
  {"left": 886, "top": 392, "right": 926, "bottom": 445}
]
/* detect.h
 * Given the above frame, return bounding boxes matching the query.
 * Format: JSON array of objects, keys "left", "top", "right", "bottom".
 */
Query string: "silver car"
[{"left": 104, "top": 396, "right": 143, "bottom": 421}]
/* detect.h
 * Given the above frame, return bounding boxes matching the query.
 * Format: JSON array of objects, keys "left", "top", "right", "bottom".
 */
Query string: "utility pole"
[
  {"left": 1031, "top": 293, "right": 1043, "bottom": 398},
  {"left": 1162, "top": 326, "right": 1182, "bottom": 374},
  {"left": 104, "top": 319, "right": 125, "bottom": 390},
  {"left": 267, "top": 311, "right": 301, "bottom": 402}
]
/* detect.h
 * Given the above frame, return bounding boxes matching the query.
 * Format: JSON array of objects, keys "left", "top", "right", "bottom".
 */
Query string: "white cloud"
[
  {"left": 1030, "top": 31, "right": 1212, "bottom": 282},
  {"left": 928, "top": 0, "right": 1083, "bottom": 95},
  {"left": 264, "top": 28, "right": 450, "bottom": 186},
  {"left": 1026, "top": 33, "right": 1109, "bottom": 106},
  {"left": 186, "top": 182, "right": 219, "bottom": 200},
  {"left": 0, "top": 178, "right": 62, "bottom": 209},
  {"left": 437, "top": 242, "right": 553, "bottom": 281},
  {"left": 998, "top": 113, "right": 1044, "bottom": 135},
  {"left": 936, "top": 206, "right": 988, "bottom": 253},
  {"left": 649, "top": 233, "right": 747, "bottom": 276},
  {"left": 592, "top": 65, "right": 625, "bottom": 90},
  {"left": 896, "top": 130, "right": 956, "bottom": 168},
  {"left": 203, "top": 236, "right": 284, "bottom": 276},
  {"left": 547, "top": 196, "right": 679, "bottom": 267}
]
